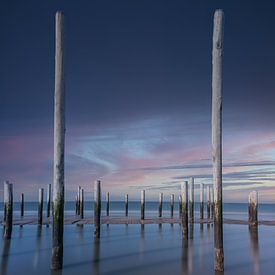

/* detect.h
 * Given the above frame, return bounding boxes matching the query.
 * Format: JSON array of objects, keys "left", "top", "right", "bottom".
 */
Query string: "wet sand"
[
  {"left": 2, "top": 215, "right": 275, "bottom": 226},
  {"left": 1, "top": 223, "right": 274, "bottom": 275}
]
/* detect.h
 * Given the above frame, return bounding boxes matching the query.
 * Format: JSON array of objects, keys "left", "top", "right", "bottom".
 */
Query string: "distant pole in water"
[
  {"left": 20, "top": 193, "right": 24, "bottom": 218},
  {"left": 141, "top": 190, "right": 145, "bottom": 220},
  {"left": 47, "top": 184, "right": 51, "bottom": 218},
  {"left": 52, "top": 11, "right": 65, "bottom": 270},
  {"left": 212, "top": 9, "right": 224, "bottom": 272},
  {"left": 80, "top": 188, "right": 84, "bottom": 219},
  {"left": 38, "top": 188, "right": 44, "bottom": 225},
  {"left": 189, "top": 177, "right": 194, "bottom": 222},
  {"left": 179, "top": 195, "right": 182, "bottom": 218},
  {"left": 77, "top": 186, "right": 81, "bottom": 215},
  {"left": 158, "top": 193, "right": 163, "bottom": 218},
  {"left": 4, "top": 181, "right": 13, "bottom": 239},
  {"left": 170, "top": 194, "right": 174, "bottom": 218},
  {"left": 200, "top": 183, "right": 204, "bottom": 220},
  {"left": 125, "top": 194, "right": 129, "bottom": 216},
  {"left": 75, "top": 195, "right": 78, "bottom": 215},
  {"left": 181, "top": 181, "right": 188, "bottom": 238},
  {"left": 106, "top": 192, "right": 110, "bottom": 216},
  {"left": 207, "top": 186, "right": 211, "bottom": 219},
  {"left": 248, "top": 191, "right": 258, "bottom": 226},
  {"left": 94, "top": 180, "right": 101, "bottom": 238}
]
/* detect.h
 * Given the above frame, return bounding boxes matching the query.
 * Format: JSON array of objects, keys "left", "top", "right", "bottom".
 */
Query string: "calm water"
[
  {"left": 1, "top": 201, "right": 275, "bottom": 221},
  {"left": 1, "top": 223, "right": 275, "bottom": 275}
]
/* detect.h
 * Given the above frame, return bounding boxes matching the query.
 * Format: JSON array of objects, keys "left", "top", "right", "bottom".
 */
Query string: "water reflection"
[
  {"left": 181, "top": 237, "right": 189, "bottom": 274},
  {"left": 33, "top": 225, "right": 42, "bottom": 269},
  {"left": 93, "top": 238, "right": 100, "bottom": 275},
  {"left": 249, "top": 225, "right": 260, "bottom": 274},
  {"left": 1, "top": 239, "right": 11, "bottom": 275}
]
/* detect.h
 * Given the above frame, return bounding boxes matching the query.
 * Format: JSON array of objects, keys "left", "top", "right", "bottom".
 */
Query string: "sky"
[{"left": 1, "top": 0, "right": 275, "bottom": 202}]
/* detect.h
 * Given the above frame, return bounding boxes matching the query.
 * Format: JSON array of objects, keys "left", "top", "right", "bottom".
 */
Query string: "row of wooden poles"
[
  {"left": 3, "top": 9, "right": 230, "bottom": 271},
  {"left": 3, "top": 179, "right": 259, "bottom": 236}
]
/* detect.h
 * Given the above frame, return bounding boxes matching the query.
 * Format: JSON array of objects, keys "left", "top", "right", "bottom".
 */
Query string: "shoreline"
[{"left": 1, "top": 216, "right": 275, "bottom": 226}]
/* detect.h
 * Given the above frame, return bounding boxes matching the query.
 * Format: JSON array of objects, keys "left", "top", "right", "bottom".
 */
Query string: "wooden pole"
[
  {"left": 181, "top": 181, "right": 188, "bottom": 238},
  {"left": 106, "top": 192, "right": 110, "bottom": 216},
  {"left": 125, "top": 194, "right": 128, "bottom": 216},
  {"left": 170, "top": 194, "right": 174, "bottom": 218},
  {"left": 94, "top": 180, "right": 101, "bottom": 238},
  {"left": 179, "top": 195, "right": 182, "bottom": 218},
  {"left": 20, "top": 193, "right": 24, "bottom": 218},
  {"left": 248, "top": 191, "right": 258, "bottom": 226},
  {"left": 189, "top": 177, "right": 194, "bottom": 222},
  {"left": 158, "top": 192, "right": 163, "bottom": 218},
  {"left": 212, "top": 9, "right": 224, "bottom": 272},
  {"left": 77, "top": 186, "right": 81, "bottom": 215},
  {"left": 200, "top": 183, "right": 204, "bottom": 220},
  {"left": 4, "top": 181, "right": 13, "bottom": 239},
  {"left": 47, "top": 184, "right": 51, "bottom": 218},
  {"left": 207, "top": 186, "right": 211, "bottom": 219},
  {"left": 80, "top": 188, "right": 84, "bottom": 219},
  {"left": 38, "top": 188, "right": 44, "bottom": 225},
  {"left": 75, "top": 195, "right": 78, "bottom": 215},
  {"left": 51, "top": 11, "right": 65, "bottom": 270},
  {"left": 141, "top": 190, "right": 145, "bottom": 220}
]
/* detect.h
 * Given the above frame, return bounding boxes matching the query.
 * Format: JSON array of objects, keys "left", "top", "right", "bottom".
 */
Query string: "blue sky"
[{"left": 1, "top": 0, "right": 275, "bottom": 202}]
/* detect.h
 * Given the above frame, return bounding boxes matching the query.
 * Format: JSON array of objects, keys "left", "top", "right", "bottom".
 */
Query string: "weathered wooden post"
[
  {"left": 179, "top": 195, "right": 182, "bottom": 218},
  {"left": 125, "top": 194, "right": 128, "bottom": 216},
  {"left": 20, "top": 193, "right": 24, "bottom": 218},
  {"left": 3, "top": 181, "right": 13, "bottom": 239},
  {"left": 158, "top": 192, "right": 163, "bottom": 218},
  {"left": 51, "top": 11, "right": 65, "bottom": 270},
  {"left": 248, "top": 191, "right": 258, "bottom": 225},
  {"left": 200, "top": 183, "right": 204, "bottom": 220},
  {"left": 47, "top": 184, "right": 51, "bottom": 218},
  {"left": 189, "top": 177, "right": 194, "bottom": 222},
  {"left": 212, "top": 9, "right": 224, "bottom": 272},
  {"left": 80, "top": 188, "right": 84, "bottom": 219},
  {"left": 75, "top": 195, "right": 78, "bottom": 215},
  {"left": 170, "top": 194, "right": 174, "bottom": 218},
  {"left": 106, "top": 192, "right": 110, "bottom": 216},
  {"left": 141, "top": 190, "right": 145, "bottom": 220},
  {"left": 77, "top": 186, "right": 81, "bottom": 215},
  {"left": 38, "top": 188, "right": 44, "bottom": 225},
  {"left": 181, "top": 181, "right": 188, "bottom": 238},
  {"left": 94, "top": 180, "right": 101, "bottom": 238},
  {"left": 207, "top": 186, "right": 211, "bottom": 219}
]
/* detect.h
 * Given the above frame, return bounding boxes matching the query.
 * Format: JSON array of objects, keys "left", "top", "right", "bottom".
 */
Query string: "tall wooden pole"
[
  {"left": 52, "top": 11, "right": 65, "bottom": 270},
  {"left": 141, "top": 190, "right": 145, "bottom": 220},
  {"left": 170, "top": 194, "right": 174, "bottom": 218},
  {"left": 189, "top": 177, "right": 194, "bottom": 222},
  {"left": 212, "top": 9, "right": 224, "bottom": 272},
  {"left": 125, "top": 194, "right": 128, "bottom": 216},
  {"left": 3, "top": 181, "right": 13, "bottom": 239},
  {"left": 20, "top": 193, "right": 24, "bottom": 218},
  {"left": 94, "top": 180, "right": 101, "bottom": 238},
  {"left": 158, "top": 192, "right": 163, "bottom": 218},
  {"left": 248, "top": 191, "right": 258, "bottom": 226},
  {"left": 200, "top": 183, "right": 204, "bottom": 220},
  {"left": 106, "top": 192, "right": 110, "bottom": 216},
  {"left": 181, "top": 181, "right": 188, "bottom": 238},
  {"left": 211, "top": 186, "right": 214, "bottom": 219},
  {"left": 38, "top": 188, "right": 44, "bottom": 225},
  {"left": 47, "top": 184, "right": 51, "bottom": 218},
  {"left": 207, "top": 186, "right": 211, "bottom": 219}
]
